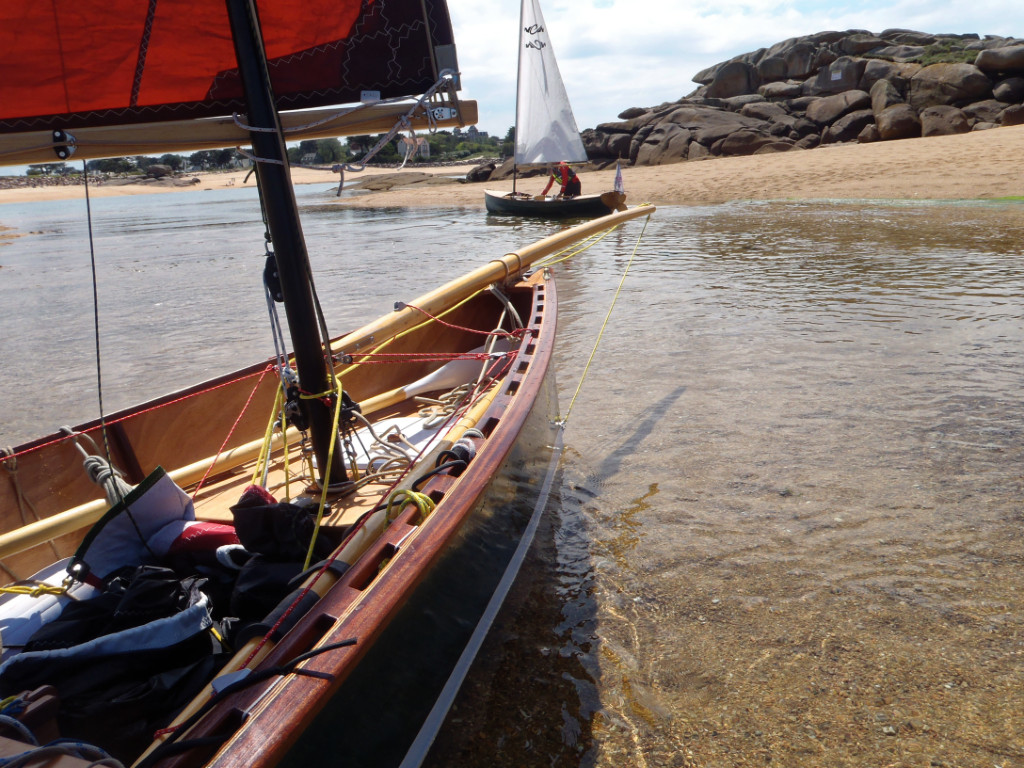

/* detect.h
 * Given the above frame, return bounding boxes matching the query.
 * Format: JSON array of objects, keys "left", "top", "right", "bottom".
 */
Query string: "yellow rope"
[
  {"left": 0, "top": 582, "right": 68, "bottom": 598},
  {"left": 374, "top": 491, "right": 436, "bottom": 575},
  {"left": 301, "top": 380, "right": 347, "bottom": 571},
  {"left": 385, "top": 489, "right": 436, "bottom": 526},
  {"left": 534, "top": 225, "right": 617, "bottom": 269},
  {"left": 251, "top": 386, "right": 284, "bottom": 487},
  {"left": 561, "top": 208, "right": 653, "bottom": 426},
  {"left": 272, "top": 205, "right": 653, "bottom": 568}
]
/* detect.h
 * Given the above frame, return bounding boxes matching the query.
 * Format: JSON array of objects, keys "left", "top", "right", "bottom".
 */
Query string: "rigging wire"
[
  {"left": 233, "top": 70, "right": 460, "bottom": 176},
  {"left": 80, "top": 160, "right": 151, "bottom": 558},
  {"left": 82, "top": 163, "right": 106, "bottom": 446}
]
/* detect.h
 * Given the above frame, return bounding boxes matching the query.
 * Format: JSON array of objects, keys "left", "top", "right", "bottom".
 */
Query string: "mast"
[
  {"left": 224, "top": 0, "right": 347, "bottom": 485},
  {"left": 512, "top": 0, "right": 526, "bottom": 196}
]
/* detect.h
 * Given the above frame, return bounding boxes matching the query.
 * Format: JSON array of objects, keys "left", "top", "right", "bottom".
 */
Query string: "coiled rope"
[{"left": 58, "top": 427, "right": 133, "bottom": 507}]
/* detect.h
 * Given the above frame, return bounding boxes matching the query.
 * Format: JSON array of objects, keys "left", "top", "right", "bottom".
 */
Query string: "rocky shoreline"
[
  {"left": 592, "top": 30, "right": 1024, "bottom": 163},
  {"left": 477, "top": 29, "right": 1024, "bottom": 182}
]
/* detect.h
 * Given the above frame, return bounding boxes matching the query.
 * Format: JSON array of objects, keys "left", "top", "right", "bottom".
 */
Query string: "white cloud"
[{"left": 450, "top": 0, "right": 1024, "bottom": 136}]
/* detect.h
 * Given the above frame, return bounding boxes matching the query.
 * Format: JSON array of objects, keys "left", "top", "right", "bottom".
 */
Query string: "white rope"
[
  {"left": 58, "top": 427, "right": 133, "bottom": 506},
  {"left": 229, "top": 70, "right": 459, "bottom": 174},
  {"left": 335, "top": 70, "right": 458, "bottom": 174},
  {"left": 397, "top": 426, "right": 566, "bottom": 768},
  {"left": 233, "top": 146, "right": 285, "bottom": 166}
]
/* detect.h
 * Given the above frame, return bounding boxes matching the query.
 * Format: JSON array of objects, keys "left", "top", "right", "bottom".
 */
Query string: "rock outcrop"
[{"left": 572, "top": 30, "right": 1024, "bottom": 169}]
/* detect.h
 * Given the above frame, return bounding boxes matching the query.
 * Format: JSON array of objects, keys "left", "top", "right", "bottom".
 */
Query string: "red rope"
[
  {"left": 155, "top": 368, "right": 502, "bottom": 732},
  {"left": 401, "top": 303, "right": 528, "bottom": 341},
  {"left": 237, "top": 350, "right": 518, "bottom": 670},
  {"left": 190, "top": 365, "right": 273, "bottom": 502},
  {"left": 347, "top": 351, "right": 495, "bottom": 364}
]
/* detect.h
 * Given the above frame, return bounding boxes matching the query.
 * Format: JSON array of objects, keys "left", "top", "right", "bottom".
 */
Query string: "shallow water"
[{"left": 2, "top": 191, "right": 1023, "bottom": 767}]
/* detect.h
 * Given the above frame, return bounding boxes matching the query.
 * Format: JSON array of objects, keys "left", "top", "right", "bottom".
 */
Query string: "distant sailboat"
[{"left": 484, "top": 0, "right": 626, "bottom": 218}]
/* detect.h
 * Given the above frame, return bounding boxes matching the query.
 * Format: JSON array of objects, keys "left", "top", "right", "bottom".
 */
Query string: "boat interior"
[{"left": 0, "top": 271, "right": 551, "bottom": 767}]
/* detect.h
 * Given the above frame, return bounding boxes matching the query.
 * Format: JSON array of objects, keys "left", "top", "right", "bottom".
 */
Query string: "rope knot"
[{"left": 385, "top": 489, "right": 436, "bottom": 526}]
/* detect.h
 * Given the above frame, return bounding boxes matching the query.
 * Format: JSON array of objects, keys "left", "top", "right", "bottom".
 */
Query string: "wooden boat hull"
[
  {"left": 160, "top": 272, "right": 559, "bottom": 768},
  {"left": 483, "top": 188, "right": 624, "bottom": 218},
  {"left": 0, "top": 271, "right": 556, "bottom": 763},
  {"left": 237, "top": 356, "right": 559, "bottom": 768}
]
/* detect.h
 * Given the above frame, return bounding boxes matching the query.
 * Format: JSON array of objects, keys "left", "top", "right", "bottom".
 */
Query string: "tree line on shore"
[{"left": 25, "top": 129, "right": 514, "bottom": 177}]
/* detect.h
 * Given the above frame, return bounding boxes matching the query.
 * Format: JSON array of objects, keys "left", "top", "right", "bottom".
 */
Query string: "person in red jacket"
[{"left": 541, "top": 161, "right": 581, "bottom": 198}]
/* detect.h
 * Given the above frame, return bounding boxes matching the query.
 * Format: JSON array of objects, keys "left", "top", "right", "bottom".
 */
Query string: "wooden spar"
[
  {"left": 332, "top": 204, "right": 656, "bottom": 355},
  {"left": 0, "top": 428, "right": 292, "bottom": 560},
  {"left": 0, "top": 101, "right": 477, "bottom": 166},
  {"left": 226, "top": 0, "right": 346, "bottom": 485}
]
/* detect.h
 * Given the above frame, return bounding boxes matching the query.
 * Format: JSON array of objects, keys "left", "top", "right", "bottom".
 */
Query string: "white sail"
[{"left": 514, "top": 0, "right": 588, "bottom": 166}]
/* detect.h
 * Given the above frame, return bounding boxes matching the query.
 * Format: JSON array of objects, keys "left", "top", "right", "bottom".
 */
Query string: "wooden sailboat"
[
  {"left": 0, "top": 1, "right": 653, "bottom": 767},
  {"left": 483, "top": 0, "right": 625, "bottom": 218}
]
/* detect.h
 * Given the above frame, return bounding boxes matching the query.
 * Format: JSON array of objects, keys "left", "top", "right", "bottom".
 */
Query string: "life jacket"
[{"left": 551, "top": 165, "right": 577, "bottom": 184}]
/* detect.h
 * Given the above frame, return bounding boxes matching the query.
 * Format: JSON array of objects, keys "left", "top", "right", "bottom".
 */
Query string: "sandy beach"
[{"left": 1, "top": 125, "right": 1023, "bottom": 213}]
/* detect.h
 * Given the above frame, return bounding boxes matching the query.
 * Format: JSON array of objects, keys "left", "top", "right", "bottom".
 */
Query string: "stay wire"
[
  {"left": 82, "top": 163, "right": 108, "bottom": 459},
  {"left": 81, "top": 161, "right": 151, "bottom": 558}
]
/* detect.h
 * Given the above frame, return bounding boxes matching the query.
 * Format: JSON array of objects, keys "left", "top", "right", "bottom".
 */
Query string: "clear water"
[{"left": 3, "top": 191, "right": 1023, "bottom": 767}]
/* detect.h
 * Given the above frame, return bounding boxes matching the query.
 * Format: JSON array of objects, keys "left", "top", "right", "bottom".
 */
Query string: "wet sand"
[{"left": 1, "top": 125, "right": 1023, "bottom": 211}]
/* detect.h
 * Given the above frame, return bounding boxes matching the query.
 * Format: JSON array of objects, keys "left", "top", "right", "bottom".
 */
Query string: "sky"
[
  {"left": 3, "top": 1, "right": 1021, "bottom": 173},
  {"left": 449, "top": 0, "right": 1024, "bottom": 137}
]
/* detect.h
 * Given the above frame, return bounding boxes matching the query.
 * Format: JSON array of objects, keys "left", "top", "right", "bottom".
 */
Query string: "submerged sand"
[{"left": 1, "top": 124, "right": 1022, "bottom": 211}]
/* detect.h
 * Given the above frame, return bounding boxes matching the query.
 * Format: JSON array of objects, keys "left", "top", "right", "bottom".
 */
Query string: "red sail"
[{"left": 0, "top": 0, "right": 456, "bottom": 133}]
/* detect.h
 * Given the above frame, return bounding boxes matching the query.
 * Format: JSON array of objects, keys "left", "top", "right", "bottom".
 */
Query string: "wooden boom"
[
  {"left": 334, "top": 204, "right": 656, "bottom": 355},
  {"left": 0, "top": 100, "right": 478, "bottom": 166}
]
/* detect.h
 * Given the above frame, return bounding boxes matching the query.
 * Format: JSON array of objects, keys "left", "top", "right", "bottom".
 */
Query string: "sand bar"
[{"left": 1, "top": 125, "right": 1022, "bottom": 211}]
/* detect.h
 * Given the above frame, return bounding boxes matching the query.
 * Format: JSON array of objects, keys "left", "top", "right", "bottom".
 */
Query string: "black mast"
[{"left": 224, "top": 0, "right": 347, "bottom": 485}]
